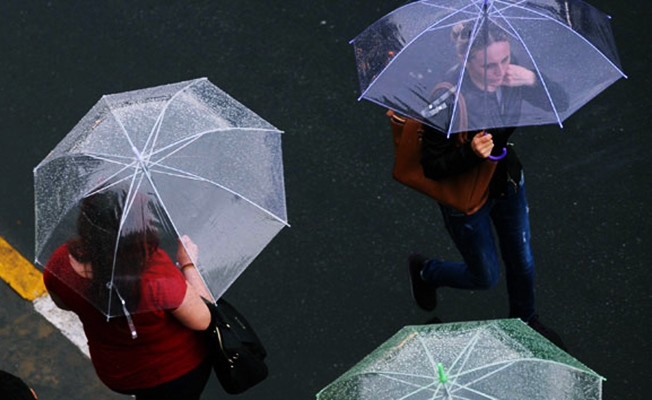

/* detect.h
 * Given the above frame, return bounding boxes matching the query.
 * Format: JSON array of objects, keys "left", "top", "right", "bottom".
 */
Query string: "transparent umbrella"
[
  {"left": 317, "top": 319, "right": 604, "bottom": 399},
  {"left": 34, "top": 78, "right": 288, "bottom": 319},
  {"left": 350, "top": 0, "right": 626, "bottom": 137}
]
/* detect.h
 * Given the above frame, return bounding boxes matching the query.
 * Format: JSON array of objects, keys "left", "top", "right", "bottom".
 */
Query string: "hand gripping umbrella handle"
[
  {"left": 482, "top": 131, "right": 507, "bottom": 161},
  {"left": 488, "top": 147, "right": 507, "bottom": 161}
]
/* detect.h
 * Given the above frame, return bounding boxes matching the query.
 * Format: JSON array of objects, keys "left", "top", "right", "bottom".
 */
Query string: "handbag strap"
[
  {"left": 388, "top": 81, "right": 469, "bottom": 144},
  {"left": 204, "top": 299, "right": 236, "bottom": 364},
  {"left": 431, "top": 82, "right": 468, "bottom": 144},
  {"left": 213, "top": 324, "right": 237, "bottom": 365}
]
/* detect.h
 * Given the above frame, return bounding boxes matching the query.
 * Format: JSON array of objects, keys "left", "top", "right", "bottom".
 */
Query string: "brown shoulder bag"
[{"left": 389, "top": 82, "right": 497, "bottom": 215}]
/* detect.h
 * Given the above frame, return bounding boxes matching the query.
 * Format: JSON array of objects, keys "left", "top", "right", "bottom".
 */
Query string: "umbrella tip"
[{"left": 437, "top": 363, "right": 448, "bottom": 383}]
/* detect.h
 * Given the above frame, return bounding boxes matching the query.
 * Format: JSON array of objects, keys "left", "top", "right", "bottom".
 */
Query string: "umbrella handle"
[
  {"left": 488, "top": 147, "right": 507, "bottom": 161},
  {"left": 437, "top": 363, "right": 448, "bottom": 384},
  {"left": 481, "top": 131, "right": 507, "bottom": 161}
]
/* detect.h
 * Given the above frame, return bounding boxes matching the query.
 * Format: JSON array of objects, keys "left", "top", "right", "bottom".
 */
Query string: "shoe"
[
  {"left": 527, "top": 314, "right": 568, "bottom": 351},
  {"left": 408, "top": 253, "right": 438, "bottom": 311}
]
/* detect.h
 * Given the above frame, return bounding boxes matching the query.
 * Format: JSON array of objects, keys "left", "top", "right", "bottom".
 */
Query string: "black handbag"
[{"left": 203, "top": 298, "right": 268, "bottom": 394}]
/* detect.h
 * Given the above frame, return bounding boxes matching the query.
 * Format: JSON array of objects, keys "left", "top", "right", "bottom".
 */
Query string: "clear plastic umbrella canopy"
[
  {"left": 351, "top": 0, "right": 626, "bottom": 136},
  {"left": 317, "top": 319, "right": 604, "bottom": 399},
  {"left": 34, "top": 78, "right": 288, "bottom": 318}
]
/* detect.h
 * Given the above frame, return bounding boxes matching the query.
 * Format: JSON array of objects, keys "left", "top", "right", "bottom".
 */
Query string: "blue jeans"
[{"left": 422, "top": 173, "right": 536, "bottom": 321}]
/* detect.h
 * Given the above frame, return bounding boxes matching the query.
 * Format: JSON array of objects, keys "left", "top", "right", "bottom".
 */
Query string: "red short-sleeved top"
[{"left": 43, "top": 244, "right": 208, "bottom": 391}]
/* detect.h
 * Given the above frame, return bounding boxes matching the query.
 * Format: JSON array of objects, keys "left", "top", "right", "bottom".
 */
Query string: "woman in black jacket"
[{"left": 408, "top": 21, "right": 567, "bottom": 347}]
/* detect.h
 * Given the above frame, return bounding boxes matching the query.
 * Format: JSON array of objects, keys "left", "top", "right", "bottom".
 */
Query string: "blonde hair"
[{"left": 451, "top": 21, "right": 509, "bottom": 58}]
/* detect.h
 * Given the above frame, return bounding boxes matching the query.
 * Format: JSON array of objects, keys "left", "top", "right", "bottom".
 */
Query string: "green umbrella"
[{"left": 317, "top": 319, "right": 604, "bottom": 399}]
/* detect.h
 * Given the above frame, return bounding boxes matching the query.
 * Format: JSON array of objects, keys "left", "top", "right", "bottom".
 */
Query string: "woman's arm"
[
  {"left": 171, "top": 235, "right": 213, "bottom": 331},
  {"left": 176, "top": 235, "right": 213, "bottom": 301},
  {"left": 171, "top": 281, "right": 211, "bottom": 331},
  {"left": 420, "top": 125, "right": 488, "bottom": 180}
]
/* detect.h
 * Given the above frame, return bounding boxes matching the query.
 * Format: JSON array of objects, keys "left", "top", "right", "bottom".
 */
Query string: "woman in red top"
[{"left": 43, "top": 187, "right": 213, "bottom": 400}]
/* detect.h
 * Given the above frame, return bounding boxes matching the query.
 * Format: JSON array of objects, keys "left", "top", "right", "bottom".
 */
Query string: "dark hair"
[
  {"left": 0, "top": 370, "right": 36, "bottom": 400},
  {"left": 451, "top": 20, "right": 509, "bottom": 58},
  {"left": 68, "top": 185, "right": 159, "bottom": 314}
]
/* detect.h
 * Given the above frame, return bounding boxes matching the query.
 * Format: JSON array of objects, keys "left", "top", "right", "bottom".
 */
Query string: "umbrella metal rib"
[
  {"left": 351, "top": 0, "right": 627, "bottom": 136},
  {"left": 484, "top": 1, "right": 625, "bottom": 78},
  {"left": 354, "top": 1, "right": 478, "bottom": 101},
  {"left": 34, "top": 78, "right": 288, "bottom": 317},
  {"left": 74, "top": 120, "right": 288, "bottom": 229}
]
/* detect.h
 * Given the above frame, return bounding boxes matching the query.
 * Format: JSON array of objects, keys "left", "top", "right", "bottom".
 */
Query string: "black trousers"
[{"left": 117, "top": 357, "right": 212, "bottom": 400}]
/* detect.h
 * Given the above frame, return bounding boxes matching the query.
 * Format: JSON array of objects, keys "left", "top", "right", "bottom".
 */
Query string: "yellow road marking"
[
  {"left": 0, "top": 236, "right": 46, "bottom": 300},
  {"left": 0, "top": 237, "right": 89, "bottom": 358}
]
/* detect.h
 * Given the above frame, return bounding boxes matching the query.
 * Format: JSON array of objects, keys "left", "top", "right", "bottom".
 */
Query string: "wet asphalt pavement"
[{"left": 0, "top": 1, "right": 650, "bottom": 399}]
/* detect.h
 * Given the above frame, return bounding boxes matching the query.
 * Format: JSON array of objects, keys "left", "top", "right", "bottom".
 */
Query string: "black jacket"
[{"left": 421, "top": 69, "right": 568, "bottom": 198}]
